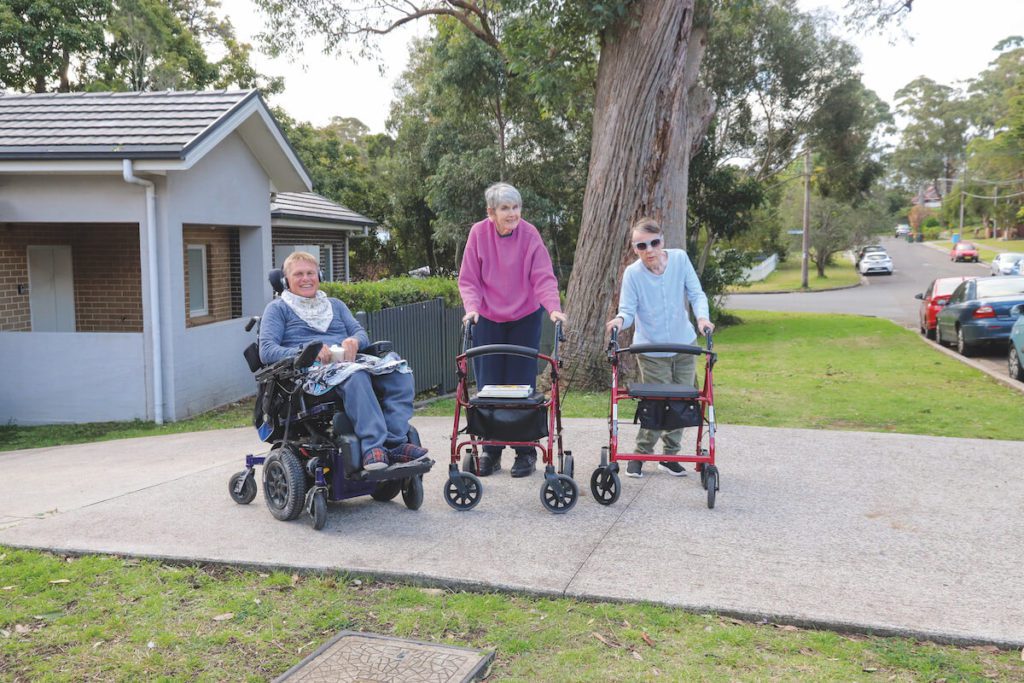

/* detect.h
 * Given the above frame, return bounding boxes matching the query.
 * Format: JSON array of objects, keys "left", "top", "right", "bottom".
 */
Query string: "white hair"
[{"left": 485, "top": 182, "right": 522, "bottom": 209}]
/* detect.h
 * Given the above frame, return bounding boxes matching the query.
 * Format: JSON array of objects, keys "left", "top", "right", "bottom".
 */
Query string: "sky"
[{"left": 219, "top": 0, "right": 1024, "bottom": 133}]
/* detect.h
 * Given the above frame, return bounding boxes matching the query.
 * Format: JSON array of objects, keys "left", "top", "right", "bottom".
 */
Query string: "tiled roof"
[
  {"left": 0, "top": 90, "right": 257, "bottom": 159},
  {"left": 271, "top": 192, "right": 376, "bottom": 227}
]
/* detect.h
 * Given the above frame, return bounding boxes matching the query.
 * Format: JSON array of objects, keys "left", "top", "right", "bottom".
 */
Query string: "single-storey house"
[{"left": 0, "top": 89, "right": 375, "bottom": 425}]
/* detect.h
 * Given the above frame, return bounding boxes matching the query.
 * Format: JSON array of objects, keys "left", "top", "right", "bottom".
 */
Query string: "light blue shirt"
[{"left": 616, "top": 249, "right": 710, "bottom": 357}]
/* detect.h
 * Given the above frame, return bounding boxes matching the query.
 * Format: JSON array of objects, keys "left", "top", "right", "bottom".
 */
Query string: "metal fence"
[{"left": 355, "top": 298, "right": 555, "bottom": 395}]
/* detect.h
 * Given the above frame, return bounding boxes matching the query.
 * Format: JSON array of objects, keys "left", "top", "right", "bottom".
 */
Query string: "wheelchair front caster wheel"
[
  {"left": 310, "top": 490, "right": 327, "bottom": 530},
  {"left": 540, "top": 474, "right": 578, "bottom": 514},
  {"left": 589, "top": 467, "right": 620, "bottom": 506},
  {"left": 402, "top": 475, "right": 424, "bottom": 510},
  {"left": 444, "top": 472, "right": 482, "bottom": 511},
  {"left": 228, "top": 470, "right": 257, "bottom": 505}
]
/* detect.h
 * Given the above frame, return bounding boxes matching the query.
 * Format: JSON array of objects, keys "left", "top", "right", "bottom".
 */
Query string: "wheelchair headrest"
[{"left": 269, "top": 268, "right": 285, "bottom": 294}]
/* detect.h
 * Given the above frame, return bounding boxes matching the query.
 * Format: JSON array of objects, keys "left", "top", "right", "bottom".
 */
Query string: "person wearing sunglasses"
[
  {"left": 605, "top": 217, "right": 714, "bottom": 478},
  {"left": 458, "top": 182, "right": 568, "bottom": 478}
]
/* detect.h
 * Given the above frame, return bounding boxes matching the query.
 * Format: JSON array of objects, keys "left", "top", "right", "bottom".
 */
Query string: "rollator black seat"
[{"left": 627, "top": 383, "right": 701, "bottom": 400}]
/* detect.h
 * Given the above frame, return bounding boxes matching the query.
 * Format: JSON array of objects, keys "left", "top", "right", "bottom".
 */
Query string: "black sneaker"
[
  {"left": 658, "top": 461, "right": 687, "bottom": 476},
  {"left": 477, "top": 453, "right": 502, "bottom": 477},
  {"left": 510, "top": 452, "right": 536, "bottom": 478},
  {"left": 626, "top": 460, "right": 643, "bottom": 478}
]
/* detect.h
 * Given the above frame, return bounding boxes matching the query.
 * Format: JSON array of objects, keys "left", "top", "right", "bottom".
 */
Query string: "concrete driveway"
[{"left": 2, "top": 417, "right": 1022, "bottom": 648}]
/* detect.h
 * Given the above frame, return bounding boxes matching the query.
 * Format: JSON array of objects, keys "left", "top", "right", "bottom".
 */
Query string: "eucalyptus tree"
[{"left": 892, "top": 77, "right": 970, "bottom": 199}]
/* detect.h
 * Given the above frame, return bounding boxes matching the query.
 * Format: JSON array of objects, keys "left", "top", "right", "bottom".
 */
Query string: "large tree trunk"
[{"left": 561, "top": 0, "right": 713, "bottom": 389}]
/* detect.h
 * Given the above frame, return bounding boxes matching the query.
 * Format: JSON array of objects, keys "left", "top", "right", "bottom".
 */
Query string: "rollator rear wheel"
[
  {"left": 228, "top": 470, "right": 257, "bottom": 504},
  {"left": 589, "top": 467, "right": 620, "bottom": 506},
  {"left": 371, "top": 480, "right": 402, "bottom": 502},
  {"left": 263, "top": 447, "right": 307, "bottom": 521},
  {"left": 540, "top": 474, "right": 578, "bottom": 514},
  {"left": 310, "top": 490, "right": 327, "bottom": 530},
  {"left": 402, "top": 475, "right": 424, "bottom": 510},
  {"left": 444, "top": 473, "right": 483, "bottom": 511}
]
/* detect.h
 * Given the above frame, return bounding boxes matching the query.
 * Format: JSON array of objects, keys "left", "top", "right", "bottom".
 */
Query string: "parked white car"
[
  {"left": 859, "top": 251, "right": 893, "bottom": 275},
  {"left": 990, "top": 252, "right": 1024, "bottom": 276},
  {"left": 894, "top": 224, "right": 911, "bottom": 238}
]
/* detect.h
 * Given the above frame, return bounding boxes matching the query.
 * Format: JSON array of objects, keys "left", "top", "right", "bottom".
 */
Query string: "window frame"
[{"left": 187, "top": 243, "right": 209, "bottom": 317}]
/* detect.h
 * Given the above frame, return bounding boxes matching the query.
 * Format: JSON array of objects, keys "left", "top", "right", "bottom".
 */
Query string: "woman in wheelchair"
[{"left": 258, "top": 251, "right": 428, "bottom": 471}]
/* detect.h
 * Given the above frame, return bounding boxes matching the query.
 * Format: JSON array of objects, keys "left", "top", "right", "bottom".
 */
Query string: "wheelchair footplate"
[{"left": 356, "top": 456, "right": 434, "bottom": 482}]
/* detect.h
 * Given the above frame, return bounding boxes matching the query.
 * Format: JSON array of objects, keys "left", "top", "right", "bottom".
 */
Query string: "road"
[{"left": 726, "top": 236, "right": 1013, "bottom": 380}]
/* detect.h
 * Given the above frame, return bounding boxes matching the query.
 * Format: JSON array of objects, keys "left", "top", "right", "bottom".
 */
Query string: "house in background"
[
  {"left": 0, "top": 89, "right": 373, "bottom": 425},
  {"left": 271, "top": 191, "right": 375, "bottom": 283}
]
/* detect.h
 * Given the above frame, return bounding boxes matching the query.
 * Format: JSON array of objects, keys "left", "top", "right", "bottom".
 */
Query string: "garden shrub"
[{"left": 320, "top": 277, "right": 461, "bottom": 313}]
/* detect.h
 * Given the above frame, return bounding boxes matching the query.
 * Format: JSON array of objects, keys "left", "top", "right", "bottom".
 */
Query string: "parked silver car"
[{"left": 990, "top": 252, "right": 1024, "bottom": 276}]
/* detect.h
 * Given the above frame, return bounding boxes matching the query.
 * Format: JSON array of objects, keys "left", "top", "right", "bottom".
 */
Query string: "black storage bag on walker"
[
  {"left": 467, "top": 393, "right": 549, "bottom": 442},
  {"left": 634, "top": 399, "right": 702, "bottom": 430}
]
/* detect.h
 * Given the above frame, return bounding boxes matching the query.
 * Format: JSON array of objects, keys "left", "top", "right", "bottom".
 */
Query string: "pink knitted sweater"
[{"left": 458, "top": 218, "right": 562, "bottom": 322}]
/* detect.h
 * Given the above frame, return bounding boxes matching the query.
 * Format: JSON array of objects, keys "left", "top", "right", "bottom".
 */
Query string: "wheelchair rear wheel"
[{"left": 263, "top": 447, "right": 307, "bottom": 521}]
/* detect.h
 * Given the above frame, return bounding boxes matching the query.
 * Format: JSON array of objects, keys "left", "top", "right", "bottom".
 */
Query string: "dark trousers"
[{"left": 472, "top": 307, "right": 544, "bottom": 458}]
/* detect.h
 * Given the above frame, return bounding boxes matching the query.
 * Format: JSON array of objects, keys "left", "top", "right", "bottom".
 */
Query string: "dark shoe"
[
  {"left": 477, "top": 453, "right": 502, "bottom": 477},
  {"left": 658, "top": 461, "right": 687, "bottom": 477},
  {"left": 388, "top": 442, "right": 429, "bottom": 463},
  {"left": 626, "top": 460, "right": 643, "bottom": 478},
  {"left": 510, "top": 452, "right": 536, "bottom": 478},
  {"left": 362, "top": 447, "right": 389, "bottom": 471}
]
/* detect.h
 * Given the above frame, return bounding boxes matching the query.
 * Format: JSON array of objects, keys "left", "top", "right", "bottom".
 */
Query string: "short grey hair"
[{"left": 485, "top": 182, "right": 522, "bottom": 209}]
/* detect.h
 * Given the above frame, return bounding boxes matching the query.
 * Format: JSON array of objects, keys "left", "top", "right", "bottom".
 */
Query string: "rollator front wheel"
[
  {"left": 444, "top": 472, "right": 483, "bottom": 511},
  {"left": 704, "top": 465, "right": 719, "bottom": 509},
  {"left": 402, "top": 475, "right": 424, "bottom": 510},
  {"left": 228, "top": 470, "right": 257, "bottom": 505},
  {"left": 540, "top": 474, "right": 578, "bottom": 514},
  {"left": 589, "top": 467, "right": 620, "bottom": 506}
]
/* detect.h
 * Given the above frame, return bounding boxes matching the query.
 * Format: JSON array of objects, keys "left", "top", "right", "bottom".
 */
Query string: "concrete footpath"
[{"left": 1, "top": 417, "right": 1022, "bottom": 648}]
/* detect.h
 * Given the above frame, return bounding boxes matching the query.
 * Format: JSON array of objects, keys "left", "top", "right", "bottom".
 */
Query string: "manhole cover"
[{"left": 274, "top": 631, "right": 493, "bottom": 683}]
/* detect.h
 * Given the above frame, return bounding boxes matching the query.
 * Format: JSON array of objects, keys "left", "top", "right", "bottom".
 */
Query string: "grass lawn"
[
  {"left": 729, "top": 256, "right": 861, "bottom": 293},
  {"left": 424, "top": 311, "right": 1024, "bottom": 441},
  {"left": 2, "top": 548, "right": 1020, "bottom": 681}
]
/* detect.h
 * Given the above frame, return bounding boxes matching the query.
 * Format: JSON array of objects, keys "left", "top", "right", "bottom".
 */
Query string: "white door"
[{"left": 28, "top": 245, "right": 76, "bottom": 332}]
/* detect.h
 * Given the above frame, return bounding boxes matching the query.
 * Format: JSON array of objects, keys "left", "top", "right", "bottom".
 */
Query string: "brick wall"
[
  {"left": 271, "top": 227, "right": 352, "bottom": 281},
  {"left": 0, "top": 223, "right": 142, "bottom": 332},
  {"left": 183, "top": 225, "right": 241, "bottom": 328}
]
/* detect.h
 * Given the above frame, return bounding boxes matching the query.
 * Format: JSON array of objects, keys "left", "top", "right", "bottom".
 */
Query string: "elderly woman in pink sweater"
[{"left": 458, "top": 182, "right": 567, "bottom": 478}]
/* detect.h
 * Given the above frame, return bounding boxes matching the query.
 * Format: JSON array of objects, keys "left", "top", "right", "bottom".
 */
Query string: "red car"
[
  {"left": 951, "top": 242, "right": 980, "bottom": 262},
  {"left": 916, "top": 276, "right": 971, "bottom": 338}
]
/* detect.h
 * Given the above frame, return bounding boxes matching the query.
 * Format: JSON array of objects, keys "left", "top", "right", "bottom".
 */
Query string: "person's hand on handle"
[
  {"left": 462, "top": 311, "right": 479, "bottom": 325},
  {"left": 605, "top": 316, "right": 623, "bottom": 336},
  {"left": 696, "top": 318, "right": 715, "bottom": 336},
  {"left": 550, "top": 310, "right": 567, "bottom": 326}
]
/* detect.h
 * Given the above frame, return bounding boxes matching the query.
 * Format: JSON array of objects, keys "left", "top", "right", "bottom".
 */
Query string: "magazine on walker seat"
[{"left": 477, "top": 384, "right": 532, "bottom": 398}]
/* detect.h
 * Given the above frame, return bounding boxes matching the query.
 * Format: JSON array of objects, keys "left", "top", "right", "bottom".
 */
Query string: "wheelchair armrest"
[{"left": 364, "top": 341, "right": 393, "bottom": 357}]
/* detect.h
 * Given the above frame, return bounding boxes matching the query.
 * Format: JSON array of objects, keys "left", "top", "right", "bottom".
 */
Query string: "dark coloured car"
[
  {"left": 950, "top": 242, "right": 980, "bottom": 263},
  {"left": 935, "top": 276, "right": 1024, "bottom": 356},
  {"left": 915, "top": 276, "right": 971, "bottom": 339}
]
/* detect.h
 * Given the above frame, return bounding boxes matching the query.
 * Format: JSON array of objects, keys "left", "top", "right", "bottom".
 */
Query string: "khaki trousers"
[{"left": 635, "top": 352, "right": 697, "bottom": 455}]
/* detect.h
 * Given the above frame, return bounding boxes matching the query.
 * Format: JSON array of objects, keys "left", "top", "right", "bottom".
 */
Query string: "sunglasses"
[{"left": 632, "top": 237, "right": 663, "bottom": 251}]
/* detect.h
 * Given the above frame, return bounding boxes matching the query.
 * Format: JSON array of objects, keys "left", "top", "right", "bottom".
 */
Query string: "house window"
[
  {"left": 322, "top": 245, "right": 334, "bottom": 282},
  {"left": 187, "top": 244, "right": 208, "bottom": 317}
]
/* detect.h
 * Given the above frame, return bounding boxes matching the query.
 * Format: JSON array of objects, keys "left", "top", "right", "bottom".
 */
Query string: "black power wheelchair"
[{"left": 228, "top": 269, "right": 434, "bottom": 530}]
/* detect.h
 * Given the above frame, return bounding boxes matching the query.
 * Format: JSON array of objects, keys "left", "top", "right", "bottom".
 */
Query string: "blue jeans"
[
  {"left": 472, "top": 307, "right": 544, "bottom": 458},
  {"left": 333, "top": 370, "right": 415, "bottom": 455}
]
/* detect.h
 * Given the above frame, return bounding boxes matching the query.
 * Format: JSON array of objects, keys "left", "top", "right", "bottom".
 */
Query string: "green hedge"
[
  {"left": 319, "top": 276, "right": 461, "bottom": 313},
  {"left": 922, "top": 226, "right": 943, "bottom": 240}
]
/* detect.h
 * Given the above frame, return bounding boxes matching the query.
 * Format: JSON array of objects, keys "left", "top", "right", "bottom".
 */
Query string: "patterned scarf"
[{"left": 281, "top": 290, "right": 334, "bottom": 332}]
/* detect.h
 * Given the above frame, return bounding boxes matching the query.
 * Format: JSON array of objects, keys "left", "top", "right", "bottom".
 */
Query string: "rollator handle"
[{"left": 462, "top": 321, "right": 474, "bottom": 354}]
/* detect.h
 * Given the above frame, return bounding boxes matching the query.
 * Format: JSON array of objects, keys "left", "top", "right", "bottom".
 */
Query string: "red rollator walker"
[
  {"left": 590, "top": 326, "right": 720, "bottom": 508},
  {"left": 444, "top": 321, "right": 577, "bottom": 513}
]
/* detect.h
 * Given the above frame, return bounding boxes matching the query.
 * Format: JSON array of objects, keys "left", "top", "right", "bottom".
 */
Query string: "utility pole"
[
  {"left": 801, "top": 146, "right": 811, "bottom": 289},
  {"left": 958, "top": 168, "right": 966, "bottom": 237}
]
